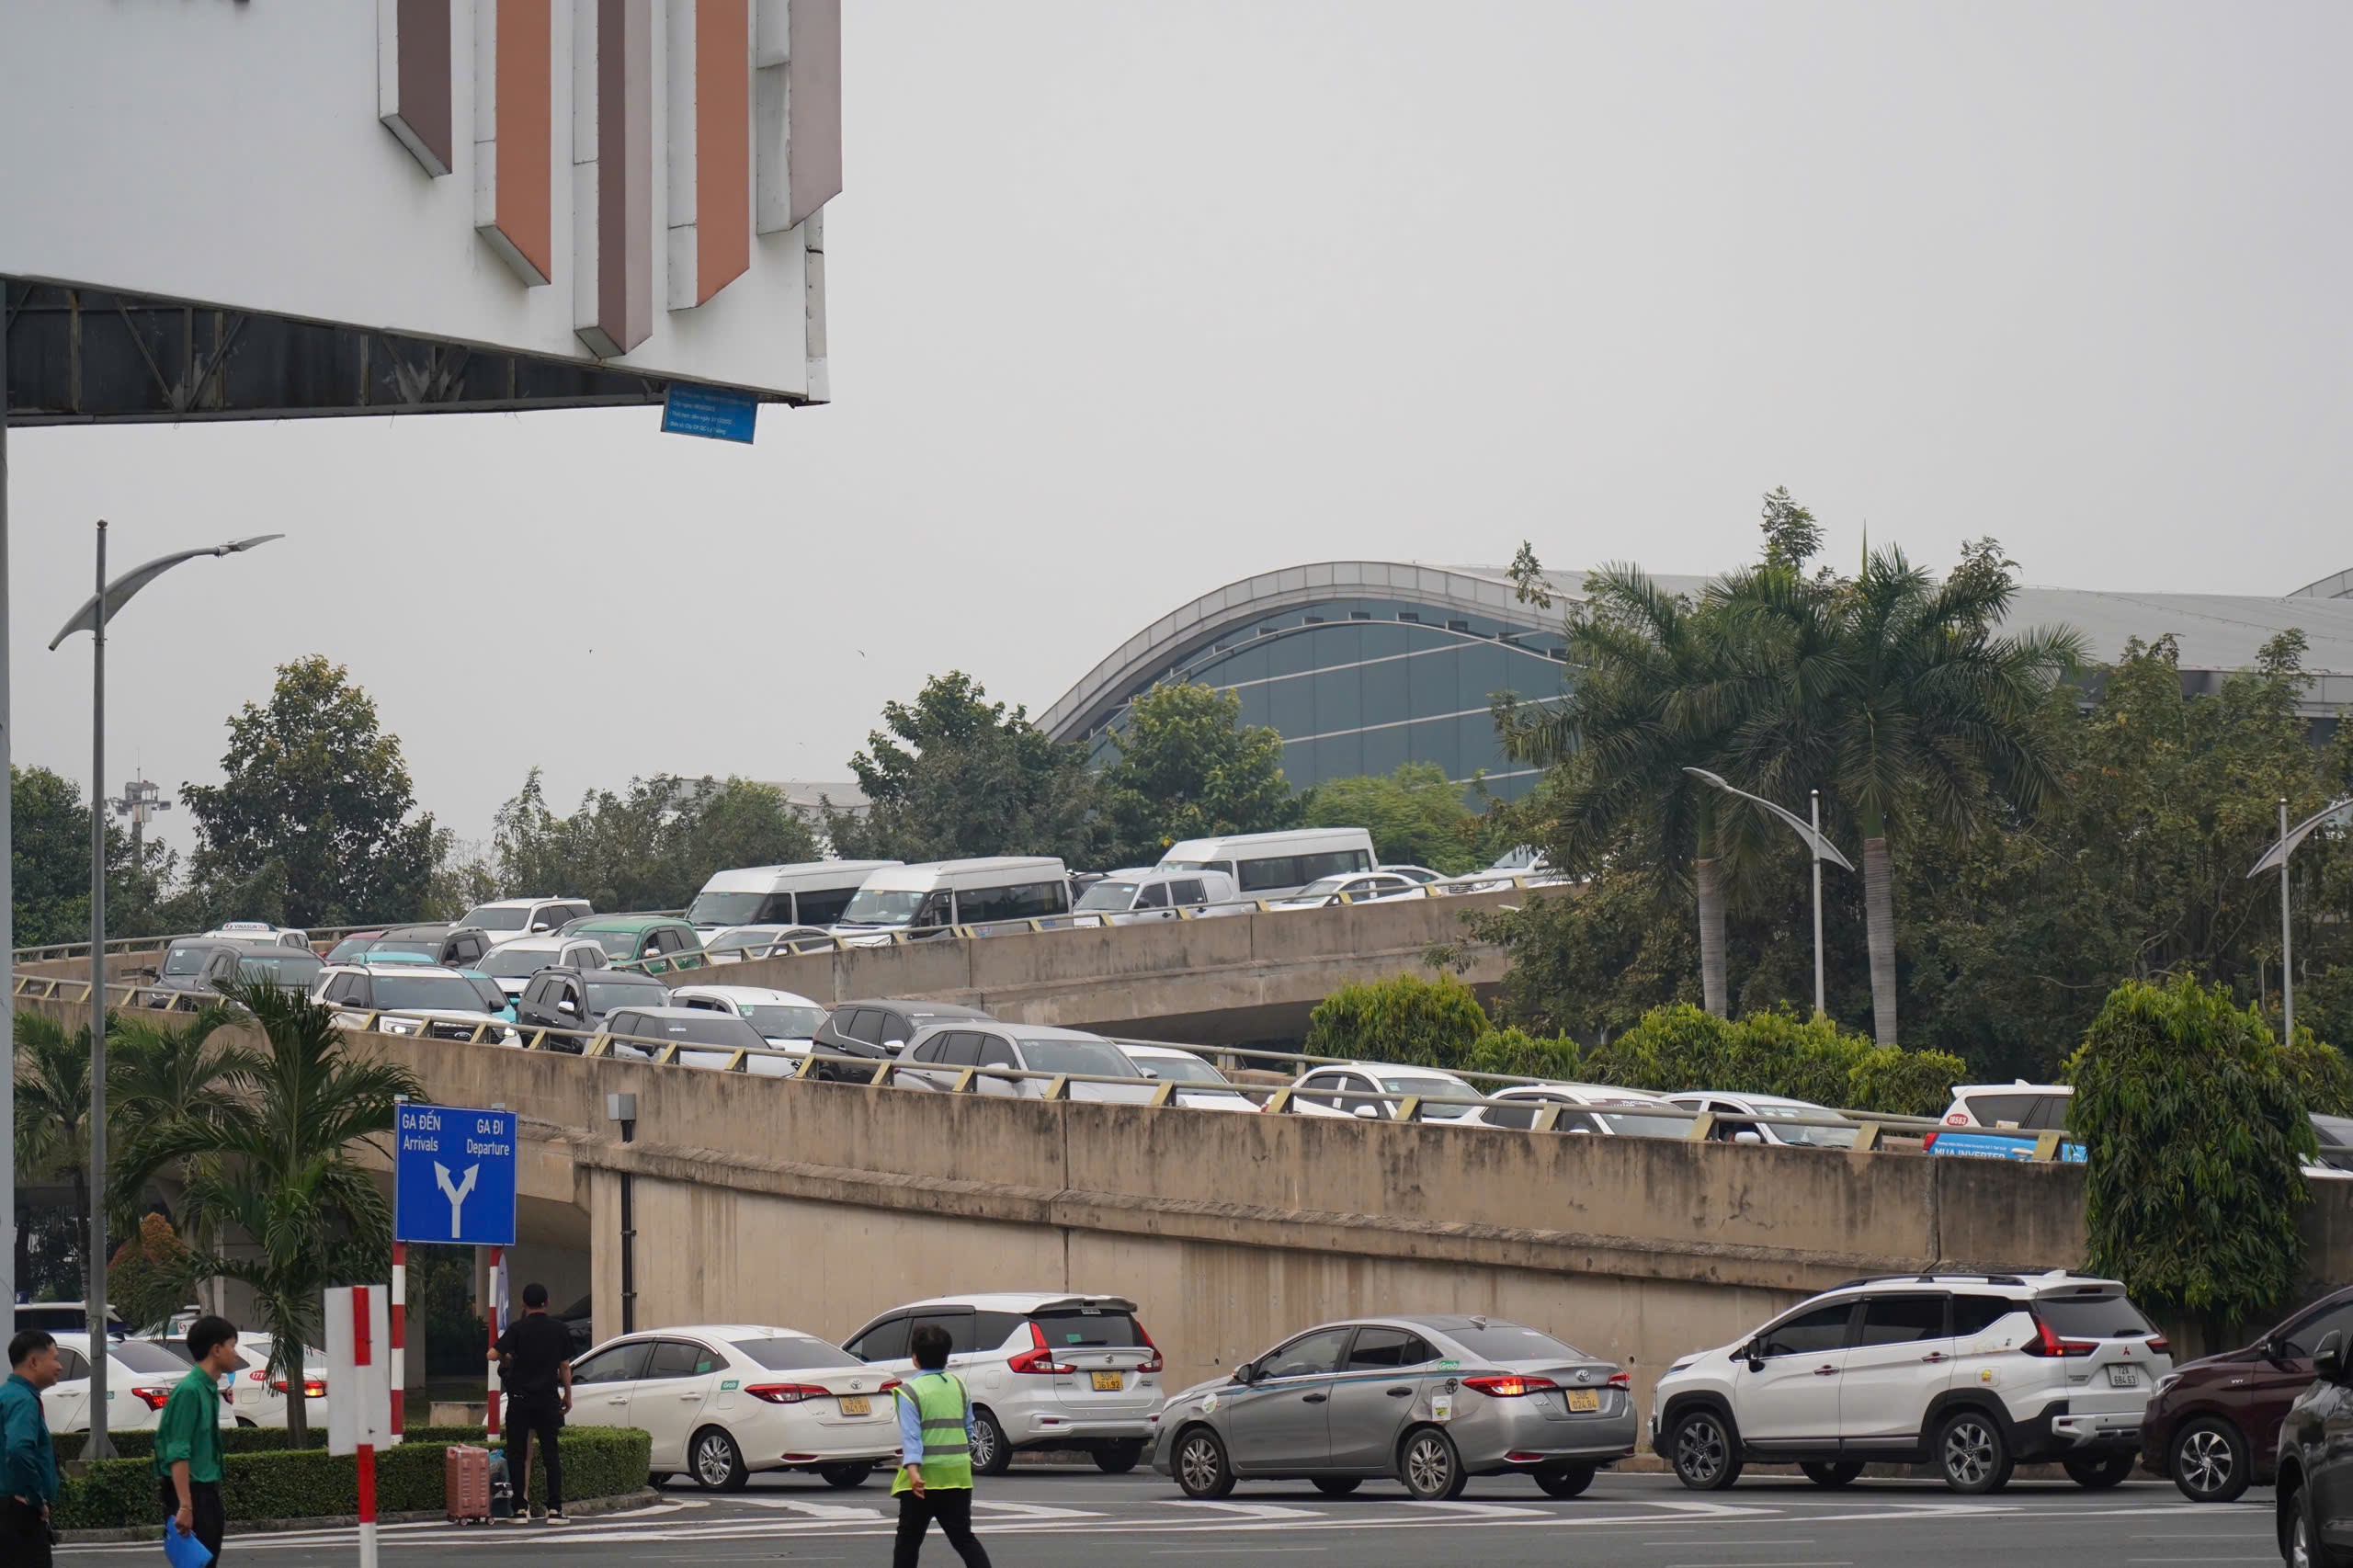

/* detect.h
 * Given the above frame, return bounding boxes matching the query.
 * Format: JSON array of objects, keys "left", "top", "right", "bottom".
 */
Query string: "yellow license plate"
[
  {"left": 1566, "top": 1389, "right": 1601, "bottom": 1413},
  {"left": 837, "top": 1395, "right": 870, "bottom": 1416},
  {"left": 1091, "top": 1370, "right": 1124, "bottom": 1392}
]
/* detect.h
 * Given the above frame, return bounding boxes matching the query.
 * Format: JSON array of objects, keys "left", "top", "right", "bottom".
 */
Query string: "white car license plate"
[
  {"left": 1092, "top": 1370, "right": 1124, "bottom": 1392},
  {"left": 2106, "top": 1365, "right": 2143, "bottom": 1388},
  {"left": 838, "top": 1395, "right": 870, "bottom": 1416}
]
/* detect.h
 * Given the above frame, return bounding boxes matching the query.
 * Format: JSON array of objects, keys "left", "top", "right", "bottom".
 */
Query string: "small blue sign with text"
[{"left": 661, "top": 382, "right": 759, "bottom": 443}]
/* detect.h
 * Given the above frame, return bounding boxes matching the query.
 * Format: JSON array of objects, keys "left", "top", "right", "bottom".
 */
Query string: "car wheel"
[
  {"left": 1534, "top": 1463, "right": 1596, "bottom": 1498},
  {"left": 1937, "top": 1410, "right": 2013, "bottom": 1494},
  {"left": 1670, "top": 1408, "right": 1744, "bottom": 1492},
  {"left": 690, "top": 1426, "right": 748, "bottom": 1492},
  {"left": 1399, "top": 1427, "right": 1469, "bottom": 1502},
  {"left": 1094, "top": 1440, "right": 1147, "bottom": 1474},
  {"left": 235, "top": 1416, "right": 256, "bottom": 1429},
  {"left": 1801, "top": 1461, "right": 1864, "bottom": 1489},
  {"left": 1176, "top": 1426, "right": 1235, "bottom": 1499},
  {"left": 1313, "top": 1477, "right": 1362, "bottom": 1497},
  {"left": 647, "top": 1471, "right": 672, "bottom": 1489},
  {"left": 2173, "top": 1418, "right": 2251, "bottom": 1505},
  {"left": 819, "top": 1463, "right": 874, "bottom": 1489},
  {"left": 970, "top": 1406, "right": 1012, "bottom": 1477},
  {"left": 2287, "top": 1494, "right": 2316, "bottom": 1568},
  {"left": 2063, "top": 1452, "right": 2137, "bottom": 1490}
]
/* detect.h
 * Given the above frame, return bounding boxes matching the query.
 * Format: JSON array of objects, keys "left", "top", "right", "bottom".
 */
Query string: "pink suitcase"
[{"left": 446, "top": 1444, "right": 492, "bottom": 1525}]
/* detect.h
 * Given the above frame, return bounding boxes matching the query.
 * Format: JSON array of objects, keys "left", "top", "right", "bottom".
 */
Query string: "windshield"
[
  {"left": 1379, "top": 1074, "right": 1473, "bottom": 1117},
  {"left": 1132, "top": 1053, "right": 1230, "bottom": 1085},
  {"left": 1596, "top": 1108, "right": 1698, "bottom": 1140},
  {"left": 629, "top": 1014, "right": 764, "bottom": 1049},
  {"left": 369, "top": 937, "right": 439, "bottom": 958},
  {"left": 1158, "top": 860, "right": 1221, "bottom": 875},
  {"left": 324, "top": 937, "right": 379, "bottom": 963},
  {"left": 581, "top": 928, "right": 640, "bottom": 959},
  {"left": 2035, "top": 1295, "right": 2156, "bottom": 1340},
  {"left": 239, "top": 953, "right": 324, "bottom": 989},
  {"left": 1749, "top": 1104, "right": 1858, "bottom": 1148},
  {"left": 1017, "top": 1039, "right": 1138, "bottom": 1079},
  {"left": 1296, "top": 876, "right": 1353, "bottom": 897},
  {"left": 372, "top": 975, "right": 493, "bottom": 1012},
  {"left": 162, "top": 947, "right": 216, "bottom": 977},
  {"left": 1076, "top": 881, "right": 1141, "bottom": 912},
  {"left": 477, "top": 946, "right": 560, "bottom": 979},
  {"left": 741, "top": 1004, "right": 826, "bottom": 1040},
  {"left": 1442, "top": 1323, "right": 1588, "bottom": 1362},
  {"left": 585, "top": 979, "right": 666, "bottom": 1013},
  {"left": 736, "top": 1336, "right": 852, "bottom": 1371},
  {"left": 839, "top": 888, "right": 924, "bottom": 926},
  {"left": 460, "top": 905, "right": 530, "bottom": 931},
  {"left": 688, "top": 891, "right": 768, "bottom": 926},
  {"left": 110, "top": 1340, "right": 194, "bottom": 1375},
  {"left": 1030, "top": 1308, "right": 1142, "bottom": 1348}
]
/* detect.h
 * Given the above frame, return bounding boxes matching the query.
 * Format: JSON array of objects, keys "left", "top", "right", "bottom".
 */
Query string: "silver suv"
[{"left": 841, "top": 1293, "right": 1164, "bottom": 1473}]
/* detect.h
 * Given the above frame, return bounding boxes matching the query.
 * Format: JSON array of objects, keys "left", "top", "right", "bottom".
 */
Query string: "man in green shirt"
[
  {"left": 2, "top": 1329, "right": 63, "bottom": 1568},
  {"left": 155, "top": 1314, "right": 240, "bottom": 1563}
]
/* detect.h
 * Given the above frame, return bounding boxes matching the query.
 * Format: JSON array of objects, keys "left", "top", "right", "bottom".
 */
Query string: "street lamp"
[
  {"left": 2248, "top": 796, "right": 2353, "bottom": 1046},
  {"left": 48, "top": 519, "right": 280, "bottom": 1459},
  {"left": 606, "top": 1093, "right": 639, "bottom": 1335},
  {"left": 1682, "top": 767, "right": 1856, "bottom": 1018}
]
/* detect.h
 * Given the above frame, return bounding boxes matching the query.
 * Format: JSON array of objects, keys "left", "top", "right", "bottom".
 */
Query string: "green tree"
[
  {"left": 180, "top": 656, "right": 447, "bottom": 928},
  {"left": 1096, "top": 684, "right": 1294, "bottom": 867},
  {"left": 826, "top": 673, "right": 1100, "bottom": 865},
  {"left": 11, "top": 766, "right": 172, "bottom": 946},
  {"left": 489, "top": 770, "right": 820, "bottom": 912},
  {"left": 1453, "top": 1027, "right": 1581, "bottom": 1082},
  {"left": 1577, "top": 1003, "right": 1964, "bottom": 1119},
  {"left": 1302, "top": 763, "right": 1482, "bottom": 875},
  {"left": 1302, "top": 971, "right": 1490, "bottom": 1068},
  {"left": 107, "top": 1004, "right": 250, "bottom": 1232},
  {"left": 115, "top": 982, "right": 421, "bottom": 1447},
  {"left": 2068, "top": 974, "right": 2315, "bottom": 1335},
  {"left": 13, "top": 1011, "right": 105, "bottom": 1281},
  {"left": 107, "top": 1212, "right": 198, "bottom": 1335}
]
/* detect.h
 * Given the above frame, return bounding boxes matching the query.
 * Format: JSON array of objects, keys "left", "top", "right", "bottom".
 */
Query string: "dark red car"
[{"left": 2142, "top": 1286, "right": 2353, "bottom": 1502}]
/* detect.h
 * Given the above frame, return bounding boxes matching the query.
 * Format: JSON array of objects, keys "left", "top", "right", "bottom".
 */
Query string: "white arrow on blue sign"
[{"left": 393, "top": 1103, "right": 519, "bottom": 1245}]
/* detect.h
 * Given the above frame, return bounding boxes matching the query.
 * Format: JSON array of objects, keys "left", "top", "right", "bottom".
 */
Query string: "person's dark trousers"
[
  {"left": 2, "top": 1494, "right": 54, "bottom": 1568},
  {"left": 893, "top": 1488, "right": 992, "bottom": 1568},
  {"left": 506, "top": 1397, "right": 565, "bottom": 1512},
  {"left": 156, "top": 1479, "right": 225, "bottom": 1565}
]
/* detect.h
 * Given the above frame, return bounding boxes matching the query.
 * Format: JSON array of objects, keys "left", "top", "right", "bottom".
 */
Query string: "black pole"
[{"left": 618, "top": 1118, "right": 635, "bottom": 1335}]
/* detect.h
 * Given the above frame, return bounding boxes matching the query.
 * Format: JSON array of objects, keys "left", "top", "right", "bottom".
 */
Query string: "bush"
[
  {"left": 1577, "top": 1004, "right": 1964, "bottom": 1118},
  {"left": 2281, "top": 1026, "right": 2353, "bottom": 1117},
  {"left": 2069, "top": 974, "right": 2315, "bottom": 1329},
  {"left": 53, "top": 1427, "right": 650, "bottom": 1530},
  {"left": 1304, "top": 971, "right": 1489, "bottom": 1068},
  {"left": 1453, "top": 1028, "right": 1582, "bottom": 1082}
]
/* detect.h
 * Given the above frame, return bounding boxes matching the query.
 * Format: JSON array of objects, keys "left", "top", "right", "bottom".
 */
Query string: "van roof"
[
  {"left": 699, "top": 860, "right": 901, "bottom": 892},
  {"left": 1158, "top": 827, "right": 1375, "bottom": 859},
  {"left": 860, "top": 857, "right": 1067, "bottom": 884}
]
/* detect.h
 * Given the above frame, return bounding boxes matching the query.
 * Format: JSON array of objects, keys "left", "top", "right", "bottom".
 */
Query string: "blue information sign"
[
  {"left": 393, "top": 1103, "right": 518, "bottom": 1245},
  {"left": 661, "top": 381, "right": 759, "bottom": 443},
  {"left": 1928, "top": 1130, "right": 2086, "bottom": 1165}
]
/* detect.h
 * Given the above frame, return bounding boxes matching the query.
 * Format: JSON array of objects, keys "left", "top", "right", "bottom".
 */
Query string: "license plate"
[
  {"left": 837, "top": 1395, "right": 871, "bottom": 1415},
  {"left": 1566, "top": 1389, "right": 1601, "bottom": 1413},
  {"left": 2106, "top": 1365, "right": 2143, "bottom": 1388},
  {"left": 1092, "top": 1370, "right": 1124, "bottom": 1392}
]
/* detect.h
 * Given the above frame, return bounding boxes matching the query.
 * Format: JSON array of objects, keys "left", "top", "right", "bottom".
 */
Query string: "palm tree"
[
  {"left": 115, "top": 982, "right": 421, "bottom": 1447},
  {"left": 1504, "top": 567, "right": 1752, "bottom": 1015},
  {"left": 107, "top": 1004, "right": 252, "bottom": 1292},
  {"left": 1714, "top": 546, "right": 2080, "bottom": 1042},
  {"left": 13, "top": 1011, "right": 106, "bottom": 1289}
]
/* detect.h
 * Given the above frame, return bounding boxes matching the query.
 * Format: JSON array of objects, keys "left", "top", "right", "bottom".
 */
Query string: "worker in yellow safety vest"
[{"left": 891, "top": 1323, "right": 995, "bottom": 1568}]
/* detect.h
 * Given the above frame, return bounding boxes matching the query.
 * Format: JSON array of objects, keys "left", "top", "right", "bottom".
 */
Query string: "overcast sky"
[{"left": 9, "top": 0, "right": 2348, "bottom": 856}]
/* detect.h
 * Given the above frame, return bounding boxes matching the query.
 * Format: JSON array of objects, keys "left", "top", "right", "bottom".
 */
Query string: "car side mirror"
[
  {"left": 1744, "top": 1344, "right": 1767, "bottom": 1372},
  {"left": 531, "top": 922, "right": 551, "bottom": 934},
  {"left": 2316, "top": 1331, "right": 2346, "bottom": 1384},
  {"left": 1351, "top": 1103, "right": 1381, "bottom": 1119},
  {"left": 557, "top": 999, "right": 576, "bottom": 1015},
  {"left": 1733, "top": 1130, "right": 1766, "bottom": 1146},
  {"left": 1233, "top": 1361, "right": 1257, "bottom": 1385}
]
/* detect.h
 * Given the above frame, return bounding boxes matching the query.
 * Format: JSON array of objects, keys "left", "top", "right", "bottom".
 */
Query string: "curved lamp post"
[
  {"left": 2248, "top": 795, "right": 2353, "bottom": 1047},
  {"left": 1683, "top": 767, "right": 1856, "bottom": 1018},
  {"left": 48, "top": 520, "right": 280, "bottom": 1459}
]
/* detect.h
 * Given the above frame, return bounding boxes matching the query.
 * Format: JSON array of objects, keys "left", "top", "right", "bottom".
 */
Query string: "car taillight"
[
  {"left": 1461, "top": 1374, "right": 1557, "bottom": 1398},
  {"left": 270, "top": 1378, "right": 328, "bottom": 1398},
  {"left": 2020, "top": 1316, "right": 2097, "bottom": 1358},
  {"left": 879, "top": 1380, "right": 902, "bottom": 1397},
  {"left": 2145, "top": 1335, "right": 2170, "bottom": 1356},
  {"left": 1137, "top": 1322, "right": 1164, "bottom": 1375},
  {"left": 131, "top": 1386, "right": 172, "bottom": 1410},
  {"left": 1007, "top": 1322, "right": 1076, "bottom": 1376},
  {"left": 745, "top": 1384, "right": 830, "bottom": 1404},
  {"left": 1607, "top": 1371, "right": 1631, "bottom": 1390}
]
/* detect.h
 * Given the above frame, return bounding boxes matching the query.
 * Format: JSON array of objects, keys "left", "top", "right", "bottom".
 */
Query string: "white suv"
[
  {"left": 1651, "top": 1271, "right": 2171, "bottom": 1494},
  {"left": 840, "top": 1293, "right": 1165, "bottom": 1474}
]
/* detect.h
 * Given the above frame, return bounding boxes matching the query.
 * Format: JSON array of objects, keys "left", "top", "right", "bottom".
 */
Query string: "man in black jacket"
[{"left": 493, "top": 1284, "right": 574, "bottom": 1524}]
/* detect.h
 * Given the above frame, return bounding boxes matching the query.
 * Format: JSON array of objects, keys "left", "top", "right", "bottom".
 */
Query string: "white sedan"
[
  {"left": 43, "top": 1334, "right": 237, "bottom": 1435},
  {"left": 1114, "top": 1043, "right": 1260, "bottom": 1110},
  {"left": 1285, "top": 1062, "right": 1483, "bottom": 1121},
  {"left": 668, "top": 985, "right": 830, "bottom": 1055},
  {"left": 1266, "top": 872, "right": 1426, "bottom": 910},
  {"left": 137, "top": 1330, "right": 329, "bottom": 1428},
  {"left": 563, "top": 1324, "right": 902, "bottom": 1492},
  {"left": 1463, "top": 1082, "right": 1698, "bottom": 1137}
]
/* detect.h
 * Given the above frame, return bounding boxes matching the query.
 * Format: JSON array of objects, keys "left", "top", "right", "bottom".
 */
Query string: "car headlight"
[
  {"left": 1665, "top": 1358, "right": 1697, "bottom": 1376},
  {"left": 2151, "top": 1373, "right": 2180, "bottom": 1401},
  {"left": 382, "top": 1018, "right": 417, "bottom": 1035}
]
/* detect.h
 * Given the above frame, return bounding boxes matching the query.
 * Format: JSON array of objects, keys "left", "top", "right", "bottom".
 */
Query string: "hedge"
[
  {"left": 56, "top": 1424, "right": 489, "bottom": 1462},
  {"left": 54, "top": 1426, "right": 651, "bottom": 1531}
]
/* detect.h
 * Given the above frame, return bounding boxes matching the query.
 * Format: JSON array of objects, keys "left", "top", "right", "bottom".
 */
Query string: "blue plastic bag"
[{"left": 163, "top": 1517, "right": 214, "bottom": 1568}]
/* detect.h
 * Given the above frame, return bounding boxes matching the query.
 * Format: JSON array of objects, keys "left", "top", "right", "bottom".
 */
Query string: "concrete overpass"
[{"left": 32, "top": 992, "right": 2352, "bottom": 1410}]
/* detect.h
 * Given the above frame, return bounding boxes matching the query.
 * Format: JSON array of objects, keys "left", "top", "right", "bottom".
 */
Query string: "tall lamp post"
[
  {"left": 48, "top": 521, "right": 280, "bottom": 1459},
  {"left": 2248, "top": 795, "right": 2353, "bottom": 1046},
  {"left": 1683, "top": 767, "right": 1856, "bottom": 1017}
]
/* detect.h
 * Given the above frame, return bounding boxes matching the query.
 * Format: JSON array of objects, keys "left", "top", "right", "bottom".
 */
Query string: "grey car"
[{"left": 1150, "top": 1314, "right": 1635, "bottom": 1501}]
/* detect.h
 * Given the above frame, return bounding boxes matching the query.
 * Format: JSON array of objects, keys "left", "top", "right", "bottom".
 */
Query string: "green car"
[{"left": 558, "top": 914, "right": 707, "bottom": 971}]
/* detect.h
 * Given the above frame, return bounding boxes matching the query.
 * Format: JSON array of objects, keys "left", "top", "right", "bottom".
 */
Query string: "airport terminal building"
[{"left": 1041, "top": 562, "right": 2353, "bottom": 801}]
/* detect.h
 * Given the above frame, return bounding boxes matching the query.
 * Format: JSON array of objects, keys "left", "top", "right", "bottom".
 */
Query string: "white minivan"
[
  {"left": 833, "top": 857, "right": 1072, "bottom": 942},
  {"left": 688, "top": 860, "right": 902, "bottom": 934},
  {"left": 1154, "top": 827, "right": 1377, "bottom": 901},
  {"left": 1073, "top": 866, "right": 1241, "bottom": 925}
]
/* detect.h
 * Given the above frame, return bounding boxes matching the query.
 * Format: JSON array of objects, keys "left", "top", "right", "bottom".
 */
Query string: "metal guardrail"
[{"left": 9, "top": 912, "right": 694, "bottom": 966}]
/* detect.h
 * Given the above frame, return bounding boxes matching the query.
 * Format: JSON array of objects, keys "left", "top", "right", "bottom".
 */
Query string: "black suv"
[
  {"left": 513, "top": 968, "right": 674, "bottom": 1047},
  {"left": 2274, "top": 1329, "right": 2353, "bottom": 1564},
  {"left": 809, "top": 999, "right": 995, "bottom": 1082},
  {"left": 368, "top": 923, "right": 497, "bottom": 968}
]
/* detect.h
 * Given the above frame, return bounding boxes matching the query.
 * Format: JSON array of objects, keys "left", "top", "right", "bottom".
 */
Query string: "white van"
[
  {"left": 688, "top": 860, "right": 902, "bottom": 933},
  {"left": 834, "top": 857, "right": 1072, "bottom": 942},
  {"left": 1073, "top": 866, "right": 1241, "bottom": 925},
  {"left": 1154, "top": 828, "right": 1377, "bottom": 901}
]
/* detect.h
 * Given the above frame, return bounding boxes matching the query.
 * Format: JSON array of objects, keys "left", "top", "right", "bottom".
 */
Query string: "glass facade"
[{"left": 1085, "top": 597, "right": 1570, "bottom": 800}]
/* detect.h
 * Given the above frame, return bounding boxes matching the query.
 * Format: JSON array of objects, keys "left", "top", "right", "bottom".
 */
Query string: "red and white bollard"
[
  {"left": 485, "top": 1244, "right": 504, "bottom": 1440},
  {"left": 390, "top": 1242, "right": 405, "bottom": 1441},
  {"left": 325, "top": 1286, "right": 396, "bottom": 1568}
]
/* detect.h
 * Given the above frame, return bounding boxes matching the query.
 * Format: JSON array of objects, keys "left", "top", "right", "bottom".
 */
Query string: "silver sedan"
[{"left": 1149, "top": 1314, "right": 1636, "bottom": 1501}]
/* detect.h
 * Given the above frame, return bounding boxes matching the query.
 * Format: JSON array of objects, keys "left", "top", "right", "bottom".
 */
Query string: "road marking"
[
  {"left": 1150, "top": 1550, "right": 1328, "bottom": 1556},
  {"left": 1157, "top": 1500, "right": 1329, "bottom": 1521},
  {"left": 1662, "top": 1561, "right": 1853, "bottom": 1568},
  {"left": 2123, "top": 1559, "right": 2276, "bottom": 1563},
  {"left": 1646, "top": 1540, "right": 1817, "bottom": 1548}
]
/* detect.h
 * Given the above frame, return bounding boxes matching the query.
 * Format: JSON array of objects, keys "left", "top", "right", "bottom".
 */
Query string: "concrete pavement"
[{"left": 57, "top": 1468, "right": 2280, "bottom": 1568}]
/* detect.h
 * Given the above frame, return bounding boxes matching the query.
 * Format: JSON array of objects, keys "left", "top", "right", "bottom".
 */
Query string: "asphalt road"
[{"left": 60, "top": 1468, "right": 2281, "bottom": 1568}]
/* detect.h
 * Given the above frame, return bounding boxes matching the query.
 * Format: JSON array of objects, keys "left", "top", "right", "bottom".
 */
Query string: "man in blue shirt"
[{"left": 2, "top": 1329, "right": 63, "bottom": 1568}]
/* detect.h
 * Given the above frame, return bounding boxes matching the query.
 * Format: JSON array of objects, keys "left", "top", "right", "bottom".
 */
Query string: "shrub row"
[
  {"left": 56, "top": 1423, "right": 488, "bottom": 1463},
  {"left": 54, "top": 1427, "right": 650, "bottom": 1531}
]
